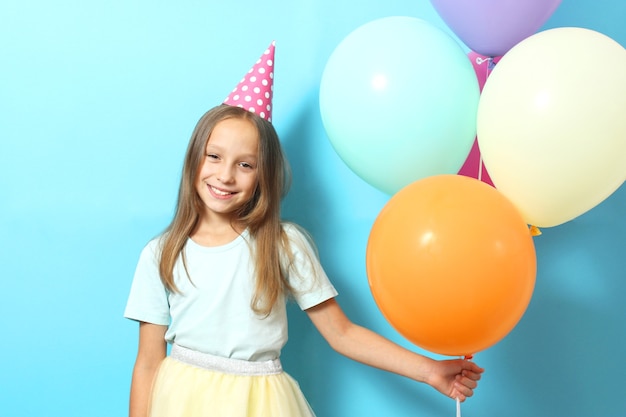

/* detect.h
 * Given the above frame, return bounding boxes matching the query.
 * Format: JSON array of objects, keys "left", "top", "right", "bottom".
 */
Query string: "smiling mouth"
[{"left": 210, "top": 185, "right": 235, "bottom": 196}]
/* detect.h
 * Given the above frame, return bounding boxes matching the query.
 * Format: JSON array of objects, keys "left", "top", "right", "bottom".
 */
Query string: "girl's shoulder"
[
  {"left": 281, "top": 221, "right": 301, "bottom": 235},
  {"left": 139, "top": 233, "right": 167, "bottom": 258},
  {"left": 281, "top": 221, "right": 319, "bottom": 255},
  {"left": 281, "top": 221, "right": 308, "bottom": 242}
]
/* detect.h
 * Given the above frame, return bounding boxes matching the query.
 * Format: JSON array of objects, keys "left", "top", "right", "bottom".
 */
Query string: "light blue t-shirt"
[{"left": 124, "top": 223, "right": 338, "bottom": 361}]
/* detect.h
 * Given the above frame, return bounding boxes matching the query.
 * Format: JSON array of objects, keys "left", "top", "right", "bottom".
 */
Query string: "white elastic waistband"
[{"left": 170, "top": 344, "right": 283, "bottom": 376}]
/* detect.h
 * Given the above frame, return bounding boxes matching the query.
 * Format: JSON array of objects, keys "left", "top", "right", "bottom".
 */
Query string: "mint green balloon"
[{"left": 320, "top": 16, "right": 479, "bottom": 195}]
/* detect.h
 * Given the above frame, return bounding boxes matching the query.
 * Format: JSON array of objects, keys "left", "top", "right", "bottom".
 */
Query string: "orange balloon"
[{"left": 367, "top": 175, "right": 536, "bottom": 356}]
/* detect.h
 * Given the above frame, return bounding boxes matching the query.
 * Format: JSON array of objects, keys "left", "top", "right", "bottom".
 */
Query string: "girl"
[{"left": 125, "top": 104, "right": 483, "bottom": 417}]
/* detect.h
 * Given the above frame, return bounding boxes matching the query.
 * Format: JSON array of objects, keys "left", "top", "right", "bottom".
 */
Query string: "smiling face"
[{"left": 195, "top": 117, "right": 260, "bottom": 224}]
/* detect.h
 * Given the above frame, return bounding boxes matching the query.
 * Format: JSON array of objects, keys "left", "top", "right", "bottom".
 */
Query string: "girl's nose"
[{"left": 217, "top": 166, "right": 235, "bottom": 183}]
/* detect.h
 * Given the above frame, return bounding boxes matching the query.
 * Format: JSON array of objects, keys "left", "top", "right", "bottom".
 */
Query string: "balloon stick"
[{"left": 455, "top": 354, "right": 473, "bottom": 417}]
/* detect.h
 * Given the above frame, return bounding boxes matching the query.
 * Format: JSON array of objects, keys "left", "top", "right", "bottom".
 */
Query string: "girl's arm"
[
  {"left": 129, "top": 322, "right": 168, "bottom": 417},
  {"left": 305, "top": 298, "right": 484, "bottom": 402}
]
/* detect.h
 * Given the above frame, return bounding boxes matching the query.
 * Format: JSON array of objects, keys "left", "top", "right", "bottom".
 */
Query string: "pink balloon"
[
  {"left": 458, "top": 140, "right": 494, "bottom": 186},
  {"left": 468, "top": 51, "right": 501, "bottom": 90},
  {"left": 458, "top": 52, "right": 500, "bottom": 186},
  {"left": 430, "top": 0, "right": 561, "bottom": 57}
]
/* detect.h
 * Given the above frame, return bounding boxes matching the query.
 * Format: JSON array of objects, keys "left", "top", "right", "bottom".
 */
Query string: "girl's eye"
[
  {"left": 239, "top": 162, "right": 255, "bottom": 170},
  {"left": 206, "top": 153, "right": 219, "bottom": 160}
]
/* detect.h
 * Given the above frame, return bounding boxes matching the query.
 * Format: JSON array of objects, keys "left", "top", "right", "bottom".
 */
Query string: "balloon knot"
[
  {"left": 475, "top": 56, "right": 497, "bottom": 71},
  {"left": 529, "top": 225, "right": 542, "bottom": 236}
]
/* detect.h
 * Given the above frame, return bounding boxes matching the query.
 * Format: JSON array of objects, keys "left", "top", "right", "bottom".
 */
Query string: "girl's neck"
[{"left": 190, "top": 215, "right": 246, "bottom": 247}]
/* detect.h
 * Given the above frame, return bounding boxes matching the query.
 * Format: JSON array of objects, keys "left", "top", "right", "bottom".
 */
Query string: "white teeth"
[{"left": 211, "top": 186, "right": 232, "bottom": 196}]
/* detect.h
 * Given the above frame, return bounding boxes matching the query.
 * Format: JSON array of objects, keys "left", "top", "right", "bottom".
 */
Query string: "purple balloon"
[{"left": 430, "top": 0, "right": 561, "bottom": 57}]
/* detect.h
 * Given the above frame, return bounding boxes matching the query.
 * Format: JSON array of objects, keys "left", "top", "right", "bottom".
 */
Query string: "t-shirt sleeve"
[
  {"left": 283, "top": 224, "right": 338, "bottom": 310},
  {"left": 124, "top": 239, "right": 171, "bottom": 326}
]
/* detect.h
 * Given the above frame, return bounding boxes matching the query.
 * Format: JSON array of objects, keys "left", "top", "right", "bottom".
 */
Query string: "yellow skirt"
[{"left": 149, "top": 344, "right": 316, "bottom": 417}]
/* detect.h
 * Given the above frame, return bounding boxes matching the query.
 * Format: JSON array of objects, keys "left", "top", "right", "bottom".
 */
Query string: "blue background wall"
[{"left": 1, "top": 1, "right": 625, "bottom": 416}]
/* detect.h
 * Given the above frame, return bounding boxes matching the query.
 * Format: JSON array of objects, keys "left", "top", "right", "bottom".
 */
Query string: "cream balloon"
[{"left": 477, "top": 27, "right": 626, "bottom": 227}]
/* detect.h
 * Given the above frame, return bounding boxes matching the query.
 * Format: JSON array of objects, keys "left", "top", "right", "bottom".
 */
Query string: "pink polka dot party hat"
[{"left": 223, "top": 41, "right": 275, "bottom": 122}]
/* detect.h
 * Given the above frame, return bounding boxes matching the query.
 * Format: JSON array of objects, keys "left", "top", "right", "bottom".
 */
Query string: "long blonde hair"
[{"left": 159, "top": 105, "right": 293, "bottom": 315}]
